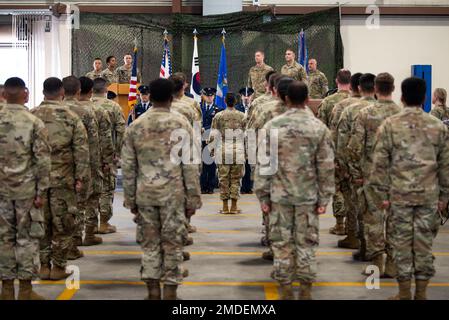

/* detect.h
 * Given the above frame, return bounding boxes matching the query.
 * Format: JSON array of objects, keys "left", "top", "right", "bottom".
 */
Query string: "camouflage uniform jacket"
[
  {"left": 85, "top": 70, "right": 103, "bottom": 80},
  {"left": 252, "top": 99, "right": 288, "bottom": 130},
  {"left": 430, "top": 102, "right": 449, "bottom": 122},
  {"left": 181, "top": 95, "right": 202, "bottom": 126},
  {"left": 281, "top": 61, "right": 307, "bottom": 82},
  {"left": 368, "top": 107, "right": 449, "bottom": 206},
  {"left": 0, "top": 103, "right": 51, "bottom": 199},
  {"left": 171, "top": 97, "right": 197, "bottom": 127},
  {"left": 255, "top": 108, "right": 335, "bottom": 206},
  {"left": 247, "top": 64, "right": 274, "bottom": 98},
  {"left": 211, "top": 108, "right": 246, "bottom": 164},
  {"left": 65, "top": 98, "right": 101, "bottom": 195},
  {"left": 317, "top": 90, "right": 351, "bottom": 128},
  {"left": 336, "top": 96, "right": 376, "bottom": 166},
  {"left": 347, "top": 99, "right": 401, "bottom": 180},
  {"left": 117, "top": 65, "right": 142, "bottom": 84},
  {"left": 92, "top": 95, "right": 126, "bottom": 156},
  {"left": 308, "top": 69, "right": 329, "bottom": 99},
  {"left": 246, "top": 94, "right": 277, "bottom": 130},
  {"left": 330, "top": 95, "right": 361, "bottom": 145},
  {"left": 31, "top": 100, "right": 90, "bottom": 190},
  {"left": 100, "top": 68, "right": 119, "bottom": 84},
  {"left": 121, "top": 107, "right": 202, "bottom": 210}
]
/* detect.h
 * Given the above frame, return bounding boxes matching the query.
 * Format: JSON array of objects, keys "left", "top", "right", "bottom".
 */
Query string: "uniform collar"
[
  {"left": 403, "top": 106, "right": 423, "bottom": 114},
  {"left": 39, "top": 100, "right": 63, "bottom": 108},
  {"left": 3, "top": 103, "right": 27, "bottom": 111},
  {"left": 361, "top": 96, "right": 376, "bottom": 101}
]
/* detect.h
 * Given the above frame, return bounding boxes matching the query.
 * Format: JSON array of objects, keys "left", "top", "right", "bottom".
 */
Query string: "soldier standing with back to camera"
[
  {"left": 32, "top": 78, "right": 90, "bottom": 281},
  {"left": 0, "top": 77, "right": 51, "bottom": 300}
]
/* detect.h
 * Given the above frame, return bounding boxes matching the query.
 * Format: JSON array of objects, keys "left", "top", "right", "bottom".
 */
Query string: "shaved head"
[{"left": 3, "top": 77, "right": 28, "bottom": 104}]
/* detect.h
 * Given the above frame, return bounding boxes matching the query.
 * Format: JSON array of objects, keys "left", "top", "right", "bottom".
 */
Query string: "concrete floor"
[{"left": 27, "top": 191, "right": 449, "bottom": 300}]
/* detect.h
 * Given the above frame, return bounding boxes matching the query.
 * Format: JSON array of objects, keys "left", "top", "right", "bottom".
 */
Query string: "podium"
[{"left": 108, "top": 83, "right": 140, "bottom": 120}]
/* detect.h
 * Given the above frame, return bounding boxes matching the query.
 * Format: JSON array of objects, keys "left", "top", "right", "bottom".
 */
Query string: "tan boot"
[
  {"left": 83, "top": 226, "right": 103, "bottom": 246},
  {"left": 39, "top": 264, "right": 51, "bottom": 280},
  {"left": 183, "top": 251, "right": 191, "bottom": 261},
  {"left": 389, "top": 280, "right": 412, "bottom": 300},
  {"left": 67, "top": 246, "right": 84, "bottom": 260},
  {"left": 145, "top": 280, "right": 161, "bottom": 300},
  {"left": 337, "top": 232, "right": 360, "bottom": 249},
  {"left": 414, "top": 279, "right": 429, "bottom": 300},
  {"left": 98, "top": 222, "right": 117, "bottom": 234},
  {"left": 280, "top": 284, "right": 294, "bottom": 300},
  {"left": 329, "top": 217, "right": 346, "bottom": 235},
  {"left": 229, "top": 199, "right": 241, "bottom": 214},
  {"left": 1, "top": 280, "right": 15, "bottom": 300},
  {"left": 382, "top": 256, "right": 396, "bottom": 279},
  {"left": 219, "top": 200, "right": 230, "bottom": 214},
  {"left": 298, "top": 281, "right": 313, "bottom": 300},
  {"left": 50, "top": 266, "right": 73, "bottom": 281},
  {"left": 163, "top": 284, "right": 178, "bottom": 300},
  {"left": 18, "top": 280, "right": 45, "bottom": 300},
  {"left": 362, "top": 254, "right": 384, "bottom": 276}
]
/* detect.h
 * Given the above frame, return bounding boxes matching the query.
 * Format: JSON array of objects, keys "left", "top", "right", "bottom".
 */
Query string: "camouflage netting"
[{"left": 72, "top": 7, "right": 343, "bottom": 92}]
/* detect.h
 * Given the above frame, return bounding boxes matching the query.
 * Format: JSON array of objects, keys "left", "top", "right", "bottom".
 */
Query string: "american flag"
[
  {"left": 159, "top": 32, "right": 172, "bottom": 79},
  {"left": 128, "top": 40, "right": 138, "bottom": 122}
]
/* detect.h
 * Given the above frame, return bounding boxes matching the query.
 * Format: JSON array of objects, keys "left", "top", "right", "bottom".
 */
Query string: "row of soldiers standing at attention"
[{"left": 0, "top": 76, "right": 125, "bottom": 300}]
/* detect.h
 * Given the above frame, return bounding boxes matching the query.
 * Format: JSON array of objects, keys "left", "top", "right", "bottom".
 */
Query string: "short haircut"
[
  {"left": 375, "top": 72, "right": 395, "bottom": 95},
  {"left": 173, "top": 72, "right": 187, "bottom": 83},
  {"left": 94, "top": 57, "right": 102, "bottom": 61},
  {"left": 350, "top": 73, "right": 363, "bottom": 92},
  {"left": 79, "top": 76, "right": 94, "bottom": 95},
  {"left": 4, "top": 77, "right": 26, "bottom": 89},
  {"left": 336, "top": 69, "right": 351, "bottom": 84},
  {"left": 277, "top": 77, "right": 295, "bottom": 101},
  {"left": 287, "top": 81, "right": 308, "bottom": 105},
  {"left": 265, "top": 70, "right": 276, "bottom": 82},
  {"left": 401, "top": 77, "right": 426, "bottom": 106},
  {"left": 359, "top": 73, "right": 376, "bottom": 93},
  {"left": 149, "top": 78, "right": 173, "bottom": 103},
  {"left": 62, "top": 76, "right": 81, "bottom": 96},
  {"left": 93, "top": 77, "right": 108, "bottom": 93},
  {"left": 106, "top": 55, "right": 115, "bottom": 64},
  {"left": 269, "top": 73, "right": 281, "bottom": 90},
  {"left": 434, "top": 88, "right": 447, "bottom": 104},
  {"left": 225, "top": 92, "right": 236, "bottom": 107},
  {"left": 43, "top": 77, "right": 63, "bottom": 97},
  {"left": 255, "top": 50, "right": 265, "bottom": 56},
  {"left": 169, "top": 75, "right": 185, "bottom": 93},
  {"left": 285, "top": 48, "right": 295, "bottom": 54}
]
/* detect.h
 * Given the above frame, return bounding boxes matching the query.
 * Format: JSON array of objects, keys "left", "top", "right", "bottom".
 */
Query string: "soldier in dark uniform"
[
  {"left": 200, "top": 87, "right": 221, "bottom": 194},
  {"left": 236, "top": 87, "right": 255, "bottom": 194},
  {"left": 127, "top": 85, "right": 152, "bottom": 126}
]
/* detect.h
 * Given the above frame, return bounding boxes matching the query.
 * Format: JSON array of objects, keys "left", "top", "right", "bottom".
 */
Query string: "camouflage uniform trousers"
[
  {"left": 363, "top": 186, "right": 394, "bottom": 263},
  {"left": 270, "top": 203, "right": 319, "bottom": 284},
  {"left": 353, "top": 184, "right": 366, "bottom": 241},
  {"left": 389, "top": 204, "right": 438, "bottom": 281},
  {"left": 0, "top": 198, "right": 42, "bottom": 280},
  {"left": 99, "top": 172, "right": 116, "bottom": 223},
  {"left": 218, "top": 164, "right": 244, "bottom": 200},
  {"left": 84, "top": 192, "right": 101, "bottom": 229},
  {"left": 332, "top": 190, "right": 346, "bottom": 219},
  {"left": 135, "top": 199, "right": 187, "bottom": 285},
  {"left": 40, "top": 188, "right": 77, "bottom": 268},
  {"left": 340, "top": 179, "right": 357, "bottom": 234}
]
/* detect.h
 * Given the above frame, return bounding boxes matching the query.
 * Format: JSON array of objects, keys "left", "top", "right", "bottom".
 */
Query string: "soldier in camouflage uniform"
[
  {"left": 247, "top": 51, "right": 274, "bottom": 99},
  {"left": 337, "top": 73, "right": 377, "bottom": 261},
  {"left": 173, "top": 72, "right": 202, "bottom": 126},
  {"left": 100, "top": 55, "right": 119, "bottom": 85},
  {"left": 63, "top": 76, "right": 101, "bottom": 257},
  {"left": 255, "top": 81, "right": 335, "bottom": 300},
  {"left": 368, "top": 77, "right": 449, "bottom": 300},
  {"left": 117, "top": 54, "right": 142, "bottom": 84},
  {"left": 122, "top": 78, "right": 202, "bottom": 300},
  {"left": 307, "top": 59, "right": 329, "bottom": 99},
  {"left": 348, "top": 73, "right": 401, "bottom": 276},
  {"left": 430, "top": 88, "right": 448, "bottom": 121},
  {"left": 245, "top": 71, "right": 276, "bottom": 126},
  {"left": 78, "top": 77, "right": 114, "bottom": 245},
  {"left": 280, "top": 49, "right": 307, "bottom": 82},
  {"left": 32, "top": 78, "right": 90, "bottom": 281},
  {"left": 92, "top": 78, "right": 125, "bottom": 234},
  {"left": 329, "top": 73, "right": 362, "bottom": 249},
  {"left": 317, "top": 69, "right": 351, "bottom": 236},
  {"left": 169, "top": 75, "right": 197, "bottom": 127},
  {"left": 250, "top": 76, "right": 293, "bottom": 261},
  {"left": 0, "top": 77, "right": 51, "bottom": 300},
  {"left": 211, "top": 93, "right": 245, "bottom": 214},
  {"left": 85, "top": 58, "right": 103, "bottom": 80}
]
